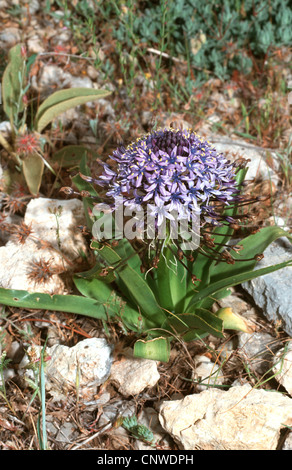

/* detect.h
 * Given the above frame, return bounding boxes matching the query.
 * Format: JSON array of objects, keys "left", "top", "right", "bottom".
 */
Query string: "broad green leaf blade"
[
  {"left": 93, "top": 241, "right": 167, "bottom": 327},
  {"left": 167, "top": 308, "right": 224, "bottom": 338},
  {"left": 0, "top": 284, "right": 144, "bottom": 333},
  {"left": 22, "top": 153, "right": 44, "bottom": 195},
  {"left": 73, "top": 276, "right": 144, "bottom": 332},
  {"left": 73, "top": 275, "right": 116, "bottom": 300},
  {"left": 2, "top": 44, "right": 25, "bottom": 123},
  {"left": 198, "top": 289, "right": 232, "bottom": 310},
  {"left": 0, "top": 287, "right": 116, "bottom": 320},
  {"left": 172, "top": 258, "right": 188, "bottom": 312},
  {"left": 134, "top": 337, "right": 170, "bottom": 362},
  {"left": 75, "top": 263, "right": 116, "bottom": 283},
  {"left": 35, "top": 88, "right": 112, "bottom": 132},
  {"left": 181, "top": 329, "right": 209, "bottom": 342},
  {"left": 187, "top": 167, "right": 249, "bottom": 298},
  {"left": 36, "top": 88, "right": 111, "bottom": 118},
  {"left": 187, "top": 226, "right": 292, "bottom": 310},
  {"left": 156, "top": 247, "right": 178, "bottom": 312},
  {"left": 113, "top": 238, "right": 143, "bottom": 277},
  {"left": 184, "top": 250, "right": 216, "bottom": 310},
  {"left": 210, "top": 226, "right": 292, "bottom": 283},
  {"left": 188, "top": 258, "right": 292, "bottom": 309}
]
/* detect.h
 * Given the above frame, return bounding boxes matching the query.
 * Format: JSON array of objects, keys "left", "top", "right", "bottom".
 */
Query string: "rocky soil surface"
[{"left": 0, "top": 0, "right": 292, "bottom": 451}]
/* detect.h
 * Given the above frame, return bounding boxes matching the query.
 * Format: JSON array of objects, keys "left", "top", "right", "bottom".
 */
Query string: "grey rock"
[
  {"left": 238, "top": 331, "right": 281, "bottom": 375},
  {"left": 23, "top": 0, "right": 40, "bottom": 14},
  {"left": 0, "top": 367, "right": 16, "bottom": 387},
  {"left": 0, "top": 28, "right": 21, "bottom": 47},
  {"left": 27, "top": 35, "right": 45, "bottom": 54},
  {"left": 242, "top": 237, "right": 292, "bottom": 336},
  {"left": 0, "top": 121, "right": 12, "bottom": 137},
  {"left": 32, "top": 65, "right": 93, "bottom": 99},
  {"left": 55, "top": 421, "right": 77, "bottom": 444},
  {"left": 99, "top": 399, "right": 136, "bottom": 426}
]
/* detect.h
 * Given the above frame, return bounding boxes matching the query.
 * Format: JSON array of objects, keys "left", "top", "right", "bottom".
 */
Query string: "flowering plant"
[
  {"left": 0, "top": 44, "right": 111, "bottom": 195},
  {"left": 0, "top": 127, "right": 291, "bottom": 361},
  {"left": 69, "top": 127, "right": 292, "bottom": 360}
]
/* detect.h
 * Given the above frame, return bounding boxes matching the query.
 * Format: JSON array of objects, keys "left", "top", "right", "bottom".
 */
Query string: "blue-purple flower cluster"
[{"left": 98, "top": 127, "right": 240, "bottom": 226}]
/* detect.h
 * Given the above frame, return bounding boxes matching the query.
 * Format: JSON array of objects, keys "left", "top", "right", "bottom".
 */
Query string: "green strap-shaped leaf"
[
  {"left": 0, "top": 283, "right": 144, "bottom": 333},
  {"left": 2, "top": 44, "right": 25, "bottom": 123},
  {"left": 134, "top": 337, "right": 170, "bottom": 362},
  {"left": 188, "top": 258, "right": 292, "bottom": 309},
  {"left": 35, "top": 88, "right": 112, "bottom": 132},
  {"left": 0, "top": 287, "right": 116, "bottom": 320},
  {"left": 92, "top": 241, "right": 167, "bottom": 327},
  {"left": 113, "top": 238, "right": 144, "bottom": 278},
  {"left": 210, "top": 226, "right": 292, "bottom": 283},
  {"left": 75, "top": 263, "right": 116, "bottom": 283},
  {"left": 156, "top": 246, "right": 187, "bottom": 313},
  {"left": 167, "top": 308, "right": 224, "bottom": 338},
  {"left": 73, "top": 276, "right": 144, "bottom": 332}
]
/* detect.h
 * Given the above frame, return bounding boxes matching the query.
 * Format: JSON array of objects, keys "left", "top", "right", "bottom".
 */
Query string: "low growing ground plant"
[
  {"left": 0, "top": 44, "right": 111, "bottom": 195},
  {"left": 0, "top": 126, "right": 291, "bottom": 361}
]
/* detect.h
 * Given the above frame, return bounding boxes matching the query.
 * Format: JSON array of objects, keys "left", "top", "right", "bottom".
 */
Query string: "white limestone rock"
[
  {"left": 24, "top": 197, "right": 86, "bottom": 259},
  {"left": 19, "top": 338, "right": 113, "bottom": 401},
  {"left": 0, "top": 198, "right": 87, "bottom": 294},
  {"left": 159, "top": 383, "right": 292, "bottom": 450},
  {"left": 110, "top": 351, "right": 160, "bottom": 397},
  {"left": 273, "top": 341, "right": 292, "bottom": 395}
]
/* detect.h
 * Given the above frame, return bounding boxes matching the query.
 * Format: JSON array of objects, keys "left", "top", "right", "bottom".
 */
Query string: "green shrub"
[{"left": 114, "top": 0, "right": 292, "bottom": 82}]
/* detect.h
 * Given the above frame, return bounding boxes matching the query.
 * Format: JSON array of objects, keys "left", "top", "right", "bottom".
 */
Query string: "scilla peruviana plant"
[{"left": 0, "top": 127, "right": 291, "bottom": 361}]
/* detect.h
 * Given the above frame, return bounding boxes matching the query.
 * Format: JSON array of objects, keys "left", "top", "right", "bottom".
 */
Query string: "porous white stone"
[
  {"left": 0, "top": 198, "right": 87, "bottom": 294},
  {"left": 19, "top": 338, "right": 113, "bottom": 401},
  {"left": 24, "top": 197, "right": 86, "bottom": 258},
  {"left": 159, "top": 384, "right": 292, "bottom": 450},
  {"left": 110, "top": 352, "right": 160, "bottom": 397},
  {"left": 273, "top": 341, "right": 292, "bottom": 395}
]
